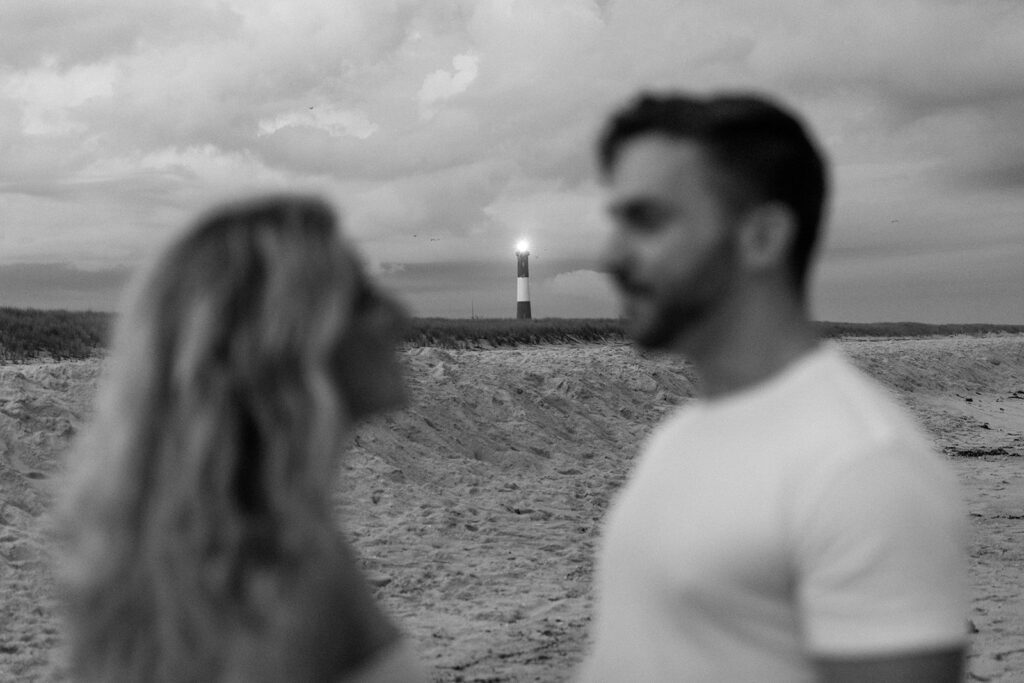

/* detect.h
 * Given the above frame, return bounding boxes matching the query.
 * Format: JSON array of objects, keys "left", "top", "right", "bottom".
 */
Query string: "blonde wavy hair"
[{"left": 55, "top": 195, "right": 386, "bottom": 681}]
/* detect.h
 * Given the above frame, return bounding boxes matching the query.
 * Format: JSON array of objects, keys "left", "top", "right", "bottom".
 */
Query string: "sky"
[{"left": 1, "top": 0, "right": 1021, "bottom": 323}]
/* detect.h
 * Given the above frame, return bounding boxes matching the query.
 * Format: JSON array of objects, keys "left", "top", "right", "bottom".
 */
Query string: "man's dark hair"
[{"left": 598, "top": 92, "right": 829, "bottom": 292}]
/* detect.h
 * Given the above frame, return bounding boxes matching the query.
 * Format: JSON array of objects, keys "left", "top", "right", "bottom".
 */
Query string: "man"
[{"left": 577, "top": 93, "right": 969, "bottom": 682}]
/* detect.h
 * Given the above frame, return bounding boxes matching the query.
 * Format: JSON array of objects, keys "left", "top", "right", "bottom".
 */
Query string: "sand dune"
[{"left": 1, "top": 336, "right": 1022, "bottom": 681}]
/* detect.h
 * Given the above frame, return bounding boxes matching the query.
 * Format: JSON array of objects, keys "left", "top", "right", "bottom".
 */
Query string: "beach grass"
[{"left": 1, "top": 306, "right": 1022, "bottom": 360}]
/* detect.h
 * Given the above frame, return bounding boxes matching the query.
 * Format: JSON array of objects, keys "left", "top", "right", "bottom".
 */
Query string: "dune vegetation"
[
  {"left": 0, "top": 308, "right": 111, "bottom": 363},
  {"left": 1, "top": 306, "right": 1022, "bottom": 362}
]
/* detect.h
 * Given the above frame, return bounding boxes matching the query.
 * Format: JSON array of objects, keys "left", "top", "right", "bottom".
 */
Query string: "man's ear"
[{"left": 737, "top": 203, "right": 796, "bottom": 272}]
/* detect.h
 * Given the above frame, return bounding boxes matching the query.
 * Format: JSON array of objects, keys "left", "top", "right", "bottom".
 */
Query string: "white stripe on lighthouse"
[{"left": 517, "top": 277, "right": 530, "bottom": 302}]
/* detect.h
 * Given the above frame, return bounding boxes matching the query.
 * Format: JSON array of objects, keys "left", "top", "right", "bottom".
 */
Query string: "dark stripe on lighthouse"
[{"left": 517, "top": 252, "right": 529, "bottom": 278}]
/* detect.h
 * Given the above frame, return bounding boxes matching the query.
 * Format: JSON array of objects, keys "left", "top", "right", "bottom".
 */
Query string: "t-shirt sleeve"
[{"left": 794, "top": 437, "right": 970, "bottom": 657}]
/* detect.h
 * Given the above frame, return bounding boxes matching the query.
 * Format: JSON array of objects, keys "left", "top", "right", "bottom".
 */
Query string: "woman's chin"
[{"left": 351, "top": 385, "right": 407, "bottom": 422}]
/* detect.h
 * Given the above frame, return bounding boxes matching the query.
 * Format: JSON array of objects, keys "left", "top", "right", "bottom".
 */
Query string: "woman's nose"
[{"left": 379, "top": 294, "right": 410, "bottom": 338}]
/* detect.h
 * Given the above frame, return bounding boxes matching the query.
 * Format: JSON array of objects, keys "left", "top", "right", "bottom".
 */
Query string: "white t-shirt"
[{"left": 577, "top": 345, "right": 968, "bottom": 682}]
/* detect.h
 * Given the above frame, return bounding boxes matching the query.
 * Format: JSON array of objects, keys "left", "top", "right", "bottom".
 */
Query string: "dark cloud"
[
  {"left": 823, "top": 237, "right": 1024, "bottom": 264},
  {"left": 376, "top": 259, "right": 510, "bottom": 295},
  {"left": 0, "top": 262, "right": 131, "bottom": 311},
  {"left": 814, "top": 258, "right": 1024, "bottom": 325},
  {"left": 955, "top": 159, "right": 1024, "bottom": 192},
  {"left": 0, "top": 167, "right": 190, "bottom": 203}
]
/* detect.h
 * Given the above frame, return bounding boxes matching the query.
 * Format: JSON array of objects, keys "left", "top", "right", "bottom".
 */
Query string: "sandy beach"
[{"left": 2, "top": 335, "right": 1022, "bottom": 681}]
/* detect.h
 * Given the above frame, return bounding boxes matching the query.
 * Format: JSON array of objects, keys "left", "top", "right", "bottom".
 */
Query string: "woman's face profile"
[{"left": 334, "top": 264, "right": 409, "bottom": 420}]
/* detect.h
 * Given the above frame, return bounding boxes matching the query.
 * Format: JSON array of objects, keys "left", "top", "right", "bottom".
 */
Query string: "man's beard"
[
  {"left": 630, "top": 294, "right": 716, "bottom": 350},
  {"left": 618, "top": 234, "right": 738, "bottom": 351}
]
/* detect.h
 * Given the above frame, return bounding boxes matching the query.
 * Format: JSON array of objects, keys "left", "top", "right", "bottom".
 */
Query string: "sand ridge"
[{"left": 1, "top": 336, "right": 1022, "bottom": 681}]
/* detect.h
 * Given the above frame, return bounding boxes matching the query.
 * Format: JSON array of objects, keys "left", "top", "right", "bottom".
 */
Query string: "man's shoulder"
[
  {"left": 642, "top": 345, "right": 936, "bottom": 469},
  {"left": 782, "top": 345, "right": 922, "bottom": 437},
  {"left": 674, "top": 345, "right": 916, "bottom": 438},
  {"left": 743, "top": 345, "right": 933, "bottom": 466},
  {"left": 782, "top": 347, "right": 955, "bottom": 498}
]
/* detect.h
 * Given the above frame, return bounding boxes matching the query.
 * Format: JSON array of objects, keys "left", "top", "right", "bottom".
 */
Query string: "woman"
[{"left": 54, "top": 195, "right": 424, "bottom": 682}]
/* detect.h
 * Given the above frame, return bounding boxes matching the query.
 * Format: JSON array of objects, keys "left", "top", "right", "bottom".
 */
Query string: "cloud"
[
  {"left": 540, "top": 268, "right": 618, "bottom": 318},
  {"left": 0, "top": 0, "right": 241, "bottom": 69},
  {"left": 467, "top": 0, "right": 604, "bottom": 91},
  {"left": 257, "top": 107, "right": 379, "bottom": 139},
  {"left": 483, "top": 181, "right": 607, "bottom": 261},
  {"left": 749, "top": 0, "right": 1024, "bottom": 114},
  {"left": 339, "top": 157, "right": 516, "bottom": 249},
  {"left": 2, "top": 59, "right": 116, "bottom": 135},
  {"left": 546, "top": 268, "right": 611, "bottom": 296},
  {"left": 418, "top": 53, "right": 480, "bottom": 119},
  {"left": 0, "top": 0, "right": 1021, "bottom": 322}
]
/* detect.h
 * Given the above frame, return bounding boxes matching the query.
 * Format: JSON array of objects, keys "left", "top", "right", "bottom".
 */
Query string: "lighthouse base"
[{"left": 516, "top": 302, "right": 532, "bottom": 319}]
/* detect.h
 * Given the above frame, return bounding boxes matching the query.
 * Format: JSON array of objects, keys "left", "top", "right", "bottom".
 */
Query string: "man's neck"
[{"left": 676, "top": 285, "right": 819, "bottom": 399}]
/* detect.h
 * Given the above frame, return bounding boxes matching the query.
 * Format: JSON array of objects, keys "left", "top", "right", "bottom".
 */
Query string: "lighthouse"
[{"left": 515, "top": 239, "right": 532, "bottom": 319}]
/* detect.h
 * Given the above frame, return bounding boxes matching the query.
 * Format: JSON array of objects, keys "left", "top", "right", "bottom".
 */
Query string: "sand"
[{"left": 1, "top": 336, "right": 1022, "bottom": 682}]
